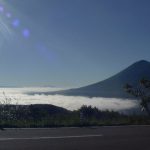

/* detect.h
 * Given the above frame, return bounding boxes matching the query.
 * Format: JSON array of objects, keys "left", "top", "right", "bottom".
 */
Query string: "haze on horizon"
[{"left": 0, "top": 0, "right": 150, "bottom": 87}]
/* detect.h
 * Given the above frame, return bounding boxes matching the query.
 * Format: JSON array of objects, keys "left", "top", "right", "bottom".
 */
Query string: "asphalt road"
[{"left": 0, "top": 126, "right": 150, "bottom": 150}]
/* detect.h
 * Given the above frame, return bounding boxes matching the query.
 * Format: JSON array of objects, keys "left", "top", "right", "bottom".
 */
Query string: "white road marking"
[
  {"left": 0, "top": 134, "right": 103, "bottom": 141},
  {"left": 4, "top": 125, "right": 150, "bottom": 130}
]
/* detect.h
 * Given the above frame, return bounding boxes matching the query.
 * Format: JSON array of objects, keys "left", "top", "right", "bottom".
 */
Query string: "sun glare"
[{"left": 0, "top": 0, "right": 31, "bottom": 42}]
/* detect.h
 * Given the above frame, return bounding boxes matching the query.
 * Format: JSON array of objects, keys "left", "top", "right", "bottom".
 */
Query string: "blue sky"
[{"left": 0, "top": 0, "right": 150, "bottom": 87}]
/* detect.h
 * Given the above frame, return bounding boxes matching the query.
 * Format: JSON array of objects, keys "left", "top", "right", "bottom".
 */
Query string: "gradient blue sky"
[{"left": 0, "top": 0, "right": 150, "bottom": 87}]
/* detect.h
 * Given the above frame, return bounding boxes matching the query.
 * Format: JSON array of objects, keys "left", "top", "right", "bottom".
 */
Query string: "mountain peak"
[
  {"left": 134, "top": 60, "right": 150, "bottom": 65},
  {"left": 129, "top": 60, "right": 150, "bottom": 69}
]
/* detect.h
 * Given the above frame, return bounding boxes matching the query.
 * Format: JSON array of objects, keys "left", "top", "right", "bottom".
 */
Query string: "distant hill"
[
  {"left": 29, "top": 104, "right": 69, "bottom": 115},
  {"left": 3, "top": 104, "right": 69, "bottom": 116},
  {"left": 28, "top": 60, "right": 150, "bottom": 99}
]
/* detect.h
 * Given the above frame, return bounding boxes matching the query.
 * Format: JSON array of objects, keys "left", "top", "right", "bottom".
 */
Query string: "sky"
[{"left": 0, "top": 0, "right": 150, "bottom": 87}]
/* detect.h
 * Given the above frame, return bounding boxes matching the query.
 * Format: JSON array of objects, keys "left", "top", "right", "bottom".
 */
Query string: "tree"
[{"left": 124, "top": 79, "right": 150, "bottom": 116}]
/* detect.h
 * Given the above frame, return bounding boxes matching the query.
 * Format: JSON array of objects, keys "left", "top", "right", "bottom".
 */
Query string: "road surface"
[{"left": 0, "top": 126, "right": 150, "bottom": 150}]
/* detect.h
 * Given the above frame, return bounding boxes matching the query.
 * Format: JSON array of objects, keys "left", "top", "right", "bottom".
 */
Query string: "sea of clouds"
[{"left": 0, "top": 87, "right": 138, "bottom": 112}]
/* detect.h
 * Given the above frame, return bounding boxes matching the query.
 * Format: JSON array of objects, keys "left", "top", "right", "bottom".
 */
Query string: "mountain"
[{"left": 28, "top": 60, "right": 150, "bottom": 98}]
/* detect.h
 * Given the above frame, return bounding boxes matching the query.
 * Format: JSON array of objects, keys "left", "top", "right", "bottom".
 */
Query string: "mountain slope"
[{"left": 29, "top": 60, "right": 150, "bottom": 98}]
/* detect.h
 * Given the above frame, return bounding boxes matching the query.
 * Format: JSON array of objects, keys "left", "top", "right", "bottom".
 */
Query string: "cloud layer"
[{"left": 0, "top": 87, "right": 138, "bottom": 111}]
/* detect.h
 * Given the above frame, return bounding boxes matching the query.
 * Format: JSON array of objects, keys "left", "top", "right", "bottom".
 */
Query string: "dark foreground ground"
[{"left": 0, "top": 126, "right": 150, "bottom": 150}]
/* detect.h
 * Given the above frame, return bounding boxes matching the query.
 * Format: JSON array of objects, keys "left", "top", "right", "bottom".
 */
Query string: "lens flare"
[
  {"left": 22, "top": 28, "right": 30, "bottom": 38},
  {"left": 0, "top": 1, "right": 31, "bottom": 40},
  {"left": 36, "top": 43, "right": 56, "bottom": 62},
  {"left": 12, "top": 19, "right": 20, "bottom": 27},
  {"left": 0, "top": 20, "right": 12, "bottom": 40},
  {"left": 0, "top": 5, "right": 4, "bottom": 13},
  {"left": 6, "top": 12, "right": 11, "bottom": 18}
]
